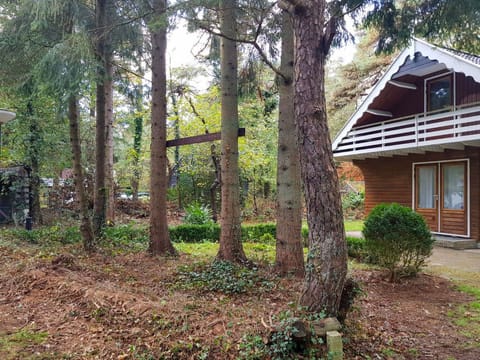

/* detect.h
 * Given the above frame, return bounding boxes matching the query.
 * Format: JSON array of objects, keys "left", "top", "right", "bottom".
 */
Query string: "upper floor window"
[{"left": 427, "top": 75, "right": 452, "bottom": 112}]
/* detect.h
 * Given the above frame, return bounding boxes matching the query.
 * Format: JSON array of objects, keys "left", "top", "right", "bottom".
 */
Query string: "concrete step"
[{"left": 434, "top": 235, "right": 478, "bottom": 250}]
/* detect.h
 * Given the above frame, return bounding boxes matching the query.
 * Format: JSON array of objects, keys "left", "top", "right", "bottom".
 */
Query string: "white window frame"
[{"left": 424, "top": 71, "right": 456, "bottom": 114}]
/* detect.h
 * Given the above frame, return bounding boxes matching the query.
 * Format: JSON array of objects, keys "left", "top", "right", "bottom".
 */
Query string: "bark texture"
[
  {"left": 131, "top": 113, "right": 143, "bottom": 201},
  {"left": 68, "top": 96, "right": 95, "bottom": 252},
  {"left": 93, "top": 0, "right": 107, "bottom": 237},
  {"left": 292, "top": 0, "right": 347, "bottom": 315},
  {"left": 105, "top": 57, "right": 115, "bottom": 224},
  {"left": 217, "top": 0, "right": 247, "bottom": 263},
  {"left": 275, "top": 11, "right": 304, "bottom": 277},
  {"left": 149, "top": 0, "right": 176, "bottom": 256},
  {"left": 25, "top": 100, "right": 42, "bottom": 226}
]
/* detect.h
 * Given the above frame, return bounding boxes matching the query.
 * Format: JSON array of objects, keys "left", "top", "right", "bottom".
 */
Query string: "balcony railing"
[{"left": 334, "top": 103, "right": 480, "bottom": 158}]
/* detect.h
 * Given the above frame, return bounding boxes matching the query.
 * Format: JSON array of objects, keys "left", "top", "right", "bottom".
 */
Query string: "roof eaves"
[
  {"left": 333, "top": 38, "right": 480, "bottom": 154},
  {"left": 332, "top": 44, "right": 414, "bottom": 151}
]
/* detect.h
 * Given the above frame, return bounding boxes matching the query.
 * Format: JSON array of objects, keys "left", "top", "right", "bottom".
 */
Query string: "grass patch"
[
  {"left": 244, "top": 242, "right": 276, "bottom": 264},
  {"left": 344, "top": 220, "right": 364, "bottom": 232},
  {"left": 0, "top": 328, "right": 48, "bottom": 359},
  {"left": 449, "top": 284, "right": 480, "bottom": 345},
  {"left": 175, "top": 242, "right": 219, "bottom": 260}
]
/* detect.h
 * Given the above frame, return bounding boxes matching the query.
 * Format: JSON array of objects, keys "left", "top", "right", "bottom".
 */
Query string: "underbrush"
[
  {"left": 239, "top": 306, "right": 327, "bottom": 360},
  {"left": 176, "top": 260, "right": 275, "bottom": 294}
]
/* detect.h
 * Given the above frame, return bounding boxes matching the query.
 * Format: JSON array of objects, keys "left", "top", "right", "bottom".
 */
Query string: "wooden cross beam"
[{"left": 166, "top": 128, "right": 245, "bottom": 148}]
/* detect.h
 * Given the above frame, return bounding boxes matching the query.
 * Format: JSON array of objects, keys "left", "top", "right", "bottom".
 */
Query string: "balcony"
[{"left": 333, "top": 103, "right": 480, "bottom": 160}]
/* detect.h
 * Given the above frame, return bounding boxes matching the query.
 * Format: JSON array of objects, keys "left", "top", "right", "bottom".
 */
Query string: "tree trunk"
[
  {"left": 169, "top": 89, "right": 181, "bottom": 188},
  {"left": 105, "top": 55, "right": 115, "bottom": 224},
  {"left": 149, "top": 0, "right": 176, "bottom": 256},
  {"left": 25, "top": 100, "right": 43, "bottom": 226},
  {"left": 210, "top": 144, "right": 220, "bottom": 223},
  {"left": 275, "top": 11, "right": 304, "bottom": 277},
  {"left": 131, "top": 113, "right": 143, "bottom": 201},
  {"left": 292, "top": 0, "right": 347, "bottom": 315},
  {"left": 68, "top": 96, "right": 95, "bottom": 252},
  {"left": 217, "top": 0, "right": 247, "bottom": 263},
  {"left": 93, "top": 0, "right": 107, "bottom": 237}
]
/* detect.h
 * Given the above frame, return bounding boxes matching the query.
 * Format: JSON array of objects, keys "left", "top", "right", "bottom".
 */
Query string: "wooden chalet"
[{"left": 333, "top": 38, "right": 480, "bottom": 248}]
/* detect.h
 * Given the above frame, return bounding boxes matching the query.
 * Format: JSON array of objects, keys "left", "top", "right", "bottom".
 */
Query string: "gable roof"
[
  {"left": 332, "top": 38, "right": 480, "bottom": 153},
  {"left": 441, "top": 46, "right": 480, "bottom": 66}
]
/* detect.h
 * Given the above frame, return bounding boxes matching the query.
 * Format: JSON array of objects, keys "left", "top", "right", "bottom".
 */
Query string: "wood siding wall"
[
  {"left": 354, "top": 148, "right": 480, "bottom": 241},
  {"left": 457, "top": 73, "right": 480, "bottom": 105}
]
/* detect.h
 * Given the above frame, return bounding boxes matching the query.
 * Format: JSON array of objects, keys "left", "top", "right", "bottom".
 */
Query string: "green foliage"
[
  {"left": 326, "top": 30, "right": 394, "bottom": 137},
  {"left": 169, "top": 224, "right": 220, "bottom": 243},
  {"left": 346, "top": 236, "right": 367, "bottom": 261},
  {"left": 183, "top": 202, "right": 213, "bottom": 225},
  {"left": 169, "top": 223, "right": 278, "bottom": 243},
  {"left": 301, "top": 225, "right": 309, "bottom": 245},
  {"left": 344, "top": 220, "right": 364, "bottom": 232},
  {"left": 177, "top": 260, "right": 273, "bottom": 294},
  {"left": 342, "top": 191, "right": 364, "bottom": 211},
  {"left": 238, "top": 334, "right": 267, "bottom": 360},
  {"left": 103, "top": 223, "right": 148, "bottom": 252},
  {"left": 268, "top": 314, "right": 300, "bottom": 360},
  {"left": 364, "top": 0, "right": 480, "bottom": 54},
  {"left": 239, "top": 308, "right": 326, "bottom": 360},
  {"left": 450, "top": 284, "right": 480, "bottom": 342},
  {"left": 7, "top": 225, "right": 81, "bottom": 245},
  {"left": 0, "top": 327, "right": 48, "bottom": 358},
  {"left": 363, "top": 203, "right": 434, "bottom": 280},
  {"left": 242, "top": 223, "right": 276, "bottom": 242}
]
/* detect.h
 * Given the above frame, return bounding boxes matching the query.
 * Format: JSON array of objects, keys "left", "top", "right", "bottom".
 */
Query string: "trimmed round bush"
[{"left": 363, "top": 203, "right": 434, "bottom": 281}]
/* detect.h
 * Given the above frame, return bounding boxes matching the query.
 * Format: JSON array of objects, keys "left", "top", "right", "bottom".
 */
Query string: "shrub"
[
  {"left": 241, "top": 223, "right": 276, "bottom": 242},
  {"left": 169, "top": 224, "right": 220, "bottom": 243},
  {"left": 363, "top": 203, "right": 434, "bottom": 281},
  {"left": 169, "top": 223, "right": 277, "bottom": 243},
  {"left": 346, "top": 236, "right": 367, "bottom": 260},
  {"left": 8, "top": 225, "right": 81, "bottom": 245},
  {"left": 183, "top": 203, "right": 213, "bottom": 225}
]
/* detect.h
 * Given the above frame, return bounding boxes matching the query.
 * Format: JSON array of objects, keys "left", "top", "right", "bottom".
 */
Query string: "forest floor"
[{"left": 1, "top": 236, "right": 479, "bottom": 359}]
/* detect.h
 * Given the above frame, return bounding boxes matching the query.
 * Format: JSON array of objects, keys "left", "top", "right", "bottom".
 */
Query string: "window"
[
  {"left": 427, "top": 75, "right": 452, "bottom": 112},
  {"left": 417, "top": 166, "right": 436, "bottom": 209}
]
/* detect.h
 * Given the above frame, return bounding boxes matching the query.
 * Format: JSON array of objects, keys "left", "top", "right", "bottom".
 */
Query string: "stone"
[
  {"left": 311, "top": 317, "right": 341, "bottom": 336},
  {"left": 327, "top": 330, "right": 343, "bottom": 360}
]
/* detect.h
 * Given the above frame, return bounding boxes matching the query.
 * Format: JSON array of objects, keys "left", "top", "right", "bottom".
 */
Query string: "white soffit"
[
  {"left": 0, "top": 110, "right": 16, "bottom": 124},
  {"left": 332, "top": 38, "right": 480, "bottom": 152}
]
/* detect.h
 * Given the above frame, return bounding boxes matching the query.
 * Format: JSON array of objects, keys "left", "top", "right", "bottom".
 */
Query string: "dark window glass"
[{"left": 428, "top": 76, "right": 452, "bottom": 111}]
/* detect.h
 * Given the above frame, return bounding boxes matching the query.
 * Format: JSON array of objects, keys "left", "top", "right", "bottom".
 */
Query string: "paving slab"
[{"left": 428, "top": 246, "right": 480, "bottom": 273}]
